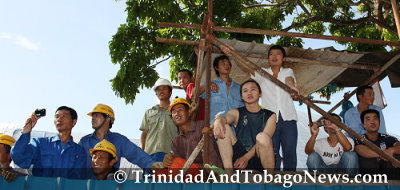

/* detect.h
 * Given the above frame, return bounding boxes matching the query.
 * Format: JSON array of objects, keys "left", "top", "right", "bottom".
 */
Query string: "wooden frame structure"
[{"left": 156, "top": 0, "right": 400, "bottom": 170}]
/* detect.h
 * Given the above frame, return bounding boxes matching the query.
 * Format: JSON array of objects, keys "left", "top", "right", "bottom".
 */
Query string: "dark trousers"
[{"left": 358, "top": 154, "right": 400, "bottom": 180}]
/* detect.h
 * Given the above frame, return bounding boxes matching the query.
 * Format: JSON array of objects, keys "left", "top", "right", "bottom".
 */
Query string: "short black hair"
[
  {"left": 268, "top": 45, "right": 286, "bottom": 58},
  {"left": 56, "top": 106, "right": 78, "bottom": 120},
  {"left": 213, "top": 55, "right": 231, "bottom": 77},
  {"left": 356, "top": 85, "right": 373, "bottom": 102},
  {"left": 178, "top": 69, "right": 193, "bottom": 78},
  {"left": 99, "top": 113, "right": 114, "bottom": 129},
  {"left": 240, "top": 79, "right": 262, "bottom": 98},
  {"left": 360, "top": 109, "right": 380, "bottom": 124}
]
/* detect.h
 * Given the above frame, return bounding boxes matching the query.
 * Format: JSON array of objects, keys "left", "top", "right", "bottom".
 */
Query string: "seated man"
[
  {"left": 90, "top": 139, "right": 117, "bottom": 180},
  {"left": 213, "top": 79, "right": 276, "bottom": 174},
  {"left": 161, "top": 98, "right": 222, "bottom": 176},
  {"left": 305, "top": 113, "right": 358, "bottom": 177},
  {"left": 355, "top": 109, "right": 400, "bottom": 180},
  {"left": 0, "top": 134, "right": 23, "bottom": 182},
  {"left": 11, "top": 106, "right": 86, "bottom": 179}
]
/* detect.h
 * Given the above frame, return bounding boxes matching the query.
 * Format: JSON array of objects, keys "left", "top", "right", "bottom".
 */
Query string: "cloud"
[{"left": 0, "top": 32, "right": 40, "bottom": 50}]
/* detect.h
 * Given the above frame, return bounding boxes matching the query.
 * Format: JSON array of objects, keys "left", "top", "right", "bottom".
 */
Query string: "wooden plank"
[{"left": 159, "top": 22, "right": 400, "bottom": 46}]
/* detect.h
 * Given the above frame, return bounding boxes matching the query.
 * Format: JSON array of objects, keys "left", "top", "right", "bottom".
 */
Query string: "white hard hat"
[{"left": 153, "top": 78, "right": 172, "bottom": 91}]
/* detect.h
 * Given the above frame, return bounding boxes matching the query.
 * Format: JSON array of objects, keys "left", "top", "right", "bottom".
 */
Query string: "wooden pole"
[
  {"left": 156, "top": 38, "right": 379, "bottom": 70},
  {"left": 159, "top": 22, "right": 400, "bottom": 46},
  {"left": 212, "top": 38, "right": 400, "bottom": 167},
  {"left": 318, "top": 53, "right": 400, "bottom": 121},
  {"left": 391, "top": 0, "right": 400, "bottom": 38}
]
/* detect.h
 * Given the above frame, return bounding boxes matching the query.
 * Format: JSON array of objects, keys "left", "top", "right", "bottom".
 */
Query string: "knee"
[
  {"left": 306, "top": 152, "right": 321, "bottom": 168},
  {"left": 341, "top": 152, "right": 358, "bottom": 165},
  {"left": 256, "top": 132, "right": 272, "bottom": 148}
]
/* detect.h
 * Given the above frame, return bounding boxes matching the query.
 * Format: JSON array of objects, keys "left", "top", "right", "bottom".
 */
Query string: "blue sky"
[{"left": 0, "top": 1, "right": 398, "bottom": 139}]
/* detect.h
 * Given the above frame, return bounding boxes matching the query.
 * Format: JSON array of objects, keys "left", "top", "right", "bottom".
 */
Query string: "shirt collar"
[
  {"left": 178, "top": 121, "right": 196, "bottom": 136},
  {"left": 51, "top": 135, "right": 73, "bottom": 144}
]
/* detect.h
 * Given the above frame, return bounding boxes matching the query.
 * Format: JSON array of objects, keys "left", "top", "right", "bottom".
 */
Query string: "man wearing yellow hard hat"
[
  {"left": 90, "top": 139, "right": 117, "bottom": 180},
  {"left": 160, "top": 98, "right": 222, "bottom": 176},
  {"left": 0, "top": 134, "right": 22, "bottom": 182},
  {"left": 140, "top": 78, "right": 177, "bottom": 162},
  {"left": 79, "top": 104, "right": 157, "bottom": 179}
]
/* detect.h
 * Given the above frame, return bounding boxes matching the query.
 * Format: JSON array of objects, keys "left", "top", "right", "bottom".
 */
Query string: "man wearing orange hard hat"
[{"left": 157, "top": 98, "right": 222, "bottom": 178}]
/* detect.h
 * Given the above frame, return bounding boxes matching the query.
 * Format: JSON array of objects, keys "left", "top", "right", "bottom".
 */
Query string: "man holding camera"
[
  {"left": 11, "top": 106, "right": 86, "bottom": 179},
  {"left": 305, "top": 113, "right": 358, "bottom": 177}
]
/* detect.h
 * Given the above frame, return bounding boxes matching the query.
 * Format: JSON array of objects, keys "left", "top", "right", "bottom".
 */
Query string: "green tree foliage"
[{"left": 110, "top": 0, "right": 399, "bottom": 103}]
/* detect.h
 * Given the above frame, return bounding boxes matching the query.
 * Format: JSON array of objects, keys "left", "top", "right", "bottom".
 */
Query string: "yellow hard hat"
[
  {"left": 89, "top": 139, "right": 117, "bottom": 160},
  {"left": 0, "top": 134, "right": 15, "bottom": 146},
  {"left": 168, "top": 98, "right": 190, "bottom": 112},
  {"left": 87, "top": 104, "right": 115, "bottom": 120}
]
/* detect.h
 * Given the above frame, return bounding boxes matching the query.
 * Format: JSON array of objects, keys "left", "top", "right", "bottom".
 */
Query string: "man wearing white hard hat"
[
  {"left": 79, "top": 104, "right": 157, "bottom": 179},
  {"left": 140, "top": 78, "right": 178, "bottom": 162}
]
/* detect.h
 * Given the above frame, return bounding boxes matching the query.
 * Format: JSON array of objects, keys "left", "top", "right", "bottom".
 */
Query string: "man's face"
[
  {"left": 92, "top": 151, "right": 115, "bottom": 176},
  {"left": 178, "top": 71, "right": 192, "bottom": 90},
  {"left": 359, "top": 88, "right": 374, "bottom": 105},
  {"left": 155, "top": 85, "right": 172, "bottom": 101},
  {"left": 323, "top": 115, "right": 341, "bottom": 134},
  {"left": 171, "top": 104, "right": 190, "bottom": 126},
  {"left": 215, "top": 59, "right": 231, "bottom": 75},
  {"left": 363, "top": 112, "right": 380, "bottom": 133},
  {"left": 241, "top": 82, "right": 260, "bottom": 104},
  {"left": 54, "top": 110, "right": 76, "bottom": 133},
  {"left": 91, "top": 112, "right": 108, "bottom": 130},
  {"left": 268, "top": 49, "right": 284, "bottom": 67},
  {"left": 0, "top": 144, "right": 10, "bottom": 167}
]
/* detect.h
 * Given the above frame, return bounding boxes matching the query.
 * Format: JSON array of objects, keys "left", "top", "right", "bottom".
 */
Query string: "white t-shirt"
[
  {"left": 251, "top": 67, "right": 297, "bottom": 121},
  {"left": 314, "top": 137, "right": 355, "bottom": 165}
]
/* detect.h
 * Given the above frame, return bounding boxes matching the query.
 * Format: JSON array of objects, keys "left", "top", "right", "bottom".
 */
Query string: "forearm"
[
  {"left": 356, "top": 145, "right": 380, "bottom": 158},
  {"left": 305, "top": 136, "right": 316, "bottom": 154},
  {"left": 140, "top": 131, "right": 147, "bottom": 150},
  {"left": 336, "top": 131, "right": 352, "bottom": 150}
]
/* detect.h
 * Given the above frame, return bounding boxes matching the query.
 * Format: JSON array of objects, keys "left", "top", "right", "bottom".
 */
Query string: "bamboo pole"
[
  {"left": 156, "top": 38, "right": 379, "bottom": 70},
  {"left": 159, "top": 22, "right": 400, "bottom": 46},
  {"left": 212, "top": 38, "right": 400, "bottom": 167}
]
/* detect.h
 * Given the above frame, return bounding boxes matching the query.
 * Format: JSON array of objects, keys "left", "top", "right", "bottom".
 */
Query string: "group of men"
[
  {"left": 1, "top": 104, "right": 162, "bottom": 181},
  {"left": 305, "top": 85, "right": 400, "bottom": 179},
  {"left": 1, "top": 45, "right": 399, "bottom": 182}
]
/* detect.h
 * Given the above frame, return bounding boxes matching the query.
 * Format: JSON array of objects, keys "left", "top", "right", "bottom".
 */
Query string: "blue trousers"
[
  {"left": 273, "top": 114, "right": 297, "bottom": 171},
  {"left": 307, "top": 152, "right": 359, "bottom": 177}
]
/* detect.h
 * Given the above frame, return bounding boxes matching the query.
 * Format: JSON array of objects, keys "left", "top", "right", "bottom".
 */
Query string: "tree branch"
[
  {"left": 242, "top": 1, "right": 288, "bottom": 8},
  {"left": 283, "top": 15, "right": 397, "bottom": 34},
  {"left": 150, "top": 55, "right": 171, "bottom": 68}
]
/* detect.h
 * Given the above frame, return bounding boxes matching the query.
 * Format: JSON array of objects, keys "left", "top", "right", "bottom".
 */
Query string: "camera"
[
  {"left": 317, "top": 119, "right": 325, "bottom": 127},
  {"left": 35, "top": 109, "right": 46, "bottom": 117}
]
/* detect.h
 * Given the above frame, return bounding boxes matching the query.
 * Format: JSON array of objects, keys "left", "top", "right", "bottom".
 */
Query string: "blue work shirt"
[
  {"left": 11, "top": 133, "right": 86, "bottom": 179},
  {"left": 344, "top": 104, "right": 386, "bottom": 137},
  {"left": 79, "top": 131, "right": 154, "bottom": 170},
  {"left": 201, "top": 77, "right": 244, "bottom": 123}
]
